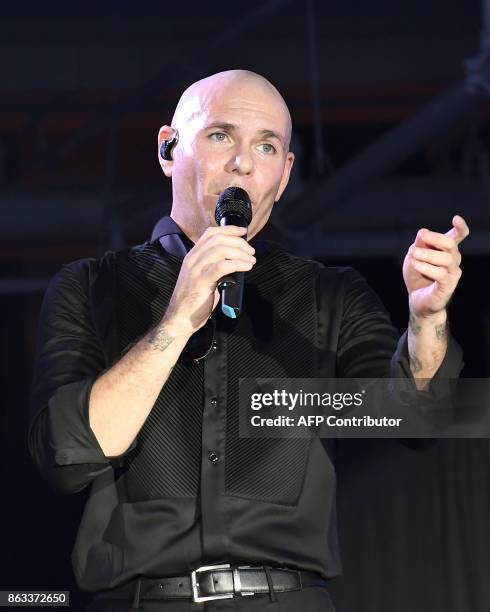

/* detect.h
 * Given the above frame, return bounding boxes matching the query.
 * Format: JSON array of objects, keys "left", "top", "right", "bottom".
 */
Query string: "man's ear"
[
  {"left": 158, "top": 125, "right": 177, "bottom": 178},
  {"left": 275, "top": 151, "right": 295, "bottom": 202}
]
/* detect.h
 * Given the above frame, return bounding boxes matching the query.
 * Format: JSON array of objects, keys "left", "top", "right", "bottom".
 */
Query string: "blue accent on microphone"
[{"left": 222, "top": 304, "right": 237, "bottom": 318}]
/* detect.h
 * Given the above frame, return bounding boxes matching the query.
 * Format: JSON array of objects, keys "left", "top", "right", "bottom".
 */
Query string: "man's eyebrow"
[
  {"left": 203, "top": 122, "right": 285, "bottom": 145},
  {"left": 204, "top": 122, "right": 237, "bottom": 132},
  {"left": 257, "top": 129, "right": 284, "bottom": 144}
]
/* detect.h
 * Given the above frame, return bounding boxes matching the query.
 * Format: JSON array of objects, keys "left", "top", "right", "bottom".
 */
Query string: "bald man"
[{"left": 28, "top": 70, "right": 467, "bottom": 612}]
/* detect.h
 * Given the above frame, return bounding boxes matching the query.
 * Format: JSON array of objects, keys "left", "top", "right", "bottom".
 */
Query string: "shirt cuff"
[
  {"left": 48, "top": 378, "right": 138, "bottom": 467},
  {"left": 391, "top": 329, "right": 464, "bottom": 379},
  {"left": 390, "top": 328, "right": 464, "bottom": 409}
]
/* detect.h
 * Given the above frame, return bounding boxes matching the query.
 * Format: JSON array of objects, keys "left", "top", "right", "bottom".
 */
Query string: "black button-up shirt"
[{"left": 28, "top": 215, "right": 463, "bottom": 604}]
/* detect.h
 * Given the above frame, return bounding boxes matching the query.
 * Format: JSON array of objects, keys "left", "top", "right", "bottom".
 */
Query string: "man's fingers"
[
  {"left": 203, "top": 235, "right": 254, "bottom": 254},
  {"left": 202, "top": 225, "right": 248, "bottom": 240},
  {"left": 413, "top": 228, "right": 457, "bottom": 252},
  {"left": 445, "top": 214, "right": 470, "bottom": 245},
  {"left": 193, "top": 245, "right": 256, "bottom": 272},
  {"left": 207, "top": 258, "right": 255, "bottom": 284},
  {"left": 188, "top": 238, "right": 255, "bottom": 269},
  {"left": 411, "top": 259, "right": 448, "bottom": 281},
  {"left": 208, "top": 224, "right": 247, "bottom": 233},
  {"left": 410, "top": 246, "right": 460, "bottom": 269},
  {"left": 413, "top": 216, "right": 469, "bottom": 252},
  {"left": 194, "top": 227, "right": 254, "bottom": 253}
]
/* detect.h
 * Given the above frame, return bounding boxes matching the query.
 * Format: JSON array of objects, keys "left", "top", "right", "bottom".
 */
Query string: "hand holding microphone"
[{"left": 162, "top": 188, "right": 254, "bottom": 337}]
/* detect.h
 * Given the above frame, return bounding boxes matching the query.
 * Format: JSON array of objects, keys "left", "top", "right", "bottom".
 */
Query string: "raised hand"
[{"left": 403, "top": 215, "right": 469, "bottom": 318}]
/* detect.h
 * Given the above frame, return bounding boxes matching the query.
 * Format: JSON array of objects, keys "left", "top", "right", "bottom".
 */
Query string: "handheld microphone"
[{"left": 215, "top": 187, "right": 253, "bottom": 318}]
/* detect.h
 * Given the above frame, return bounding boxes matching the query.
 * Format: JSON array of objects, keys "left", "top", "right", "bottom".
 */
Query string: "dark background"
[{"left": 2, "top": 1, "right": 490, "bottom": 611}]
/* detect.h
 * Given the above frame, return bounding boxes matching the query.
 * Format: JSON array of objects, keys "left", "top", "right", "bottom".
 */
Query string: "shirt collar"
[
  {"left": 150, "top": 215, "right": 277, "bottom": 260},
  {"left": 150, "top": 215, "right": 194, "bottom": 259}
]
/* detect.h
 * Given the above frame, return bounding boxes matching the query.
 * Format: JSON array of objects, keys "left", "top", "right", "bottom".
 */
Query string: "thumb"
[
  {"left": 445, "top": 214, "right": 470, "bottom": 245},
  {"left": 212, "top": 288, "right": 221, "bottom": 312}
]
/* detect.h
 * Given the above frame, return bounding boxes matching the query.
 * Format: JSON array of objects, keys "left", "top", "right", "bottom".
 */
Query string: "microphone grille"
[{"left": 215, "top": 187, "right": 252, "bottom": 226}]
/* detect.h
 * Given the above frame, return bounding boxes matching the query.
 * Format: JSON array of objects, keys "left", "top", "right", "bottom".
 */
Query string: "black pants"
[{"left": 84, "top": 587, "right": 336, "bottom": 612}]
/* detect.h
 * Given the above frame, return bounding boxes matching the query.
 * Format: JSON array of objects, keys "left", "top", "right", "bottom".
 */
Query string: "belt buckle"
[{"left": 190, "top": 563, "right": 234, "bottom": 603}]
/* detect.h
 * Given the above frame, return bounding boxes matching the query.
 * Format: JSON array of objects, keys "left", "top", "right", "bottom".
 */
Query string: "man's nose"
[{"left": 225, "top": 146, "right": 254, "bottom": 175}]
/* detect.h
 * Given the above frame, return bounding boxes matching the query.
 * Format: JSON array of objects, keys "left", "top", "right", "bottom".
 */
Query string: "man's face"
[{"left": 165, "top": 79, "right": 294, "bottom": 241}]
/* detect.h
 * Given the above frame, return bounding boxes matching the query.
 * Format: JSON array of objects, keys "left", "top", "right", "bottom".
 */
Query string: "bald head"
[{"left": 171, "top": 70, "right": 292, "bottom": 150}]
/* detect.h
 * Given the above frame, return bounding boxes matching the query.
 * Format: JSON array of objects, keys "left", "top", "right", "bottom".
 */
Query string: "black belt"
[{"left": 94, "top": 563, "right": 328, "bottom": 605}]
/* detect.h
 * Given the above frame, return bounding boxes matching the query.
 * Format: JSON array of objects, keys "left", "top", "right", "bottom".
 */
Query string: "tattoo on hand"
[
  {"left": 410, "top": 354, "right": 423, "bottom": 373},
  {"left": 409, "top": 313, "right": 422, "bottom": 336},
  {"left": 148, "top": 325, "right": 175, "bottom": 352}
]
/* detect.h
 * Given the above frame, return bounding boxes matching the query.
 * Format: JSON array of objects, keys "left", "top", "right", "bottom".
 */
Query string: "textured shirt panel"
[{"left": 224, "top": 250, "right": 319, "bottom": 506}]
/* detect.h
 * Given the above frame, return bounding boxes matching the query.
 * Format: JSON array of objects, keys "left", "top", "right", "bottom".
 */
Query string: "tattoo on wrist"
[
  {"left": 409, "top": 313, "right": 422, "bottom": 336},
  {"left": 147, "top": 325, "right": 175, "bottom": 352},
  {"left": 409, "top": 353, "right": 423, "bottom": 373}
]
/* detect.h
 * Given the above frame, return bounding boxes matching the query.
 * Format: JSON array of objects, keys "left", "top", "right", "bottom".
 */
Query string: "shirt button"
[
  {"left": 209, "top": 451, "right": 220, "bottom": 463},
  {"left": 212, "top": 340, "right": 218, "bottom": 350},
  {"left": 210, "top": 398, "right": 217, "bottom": 407}
]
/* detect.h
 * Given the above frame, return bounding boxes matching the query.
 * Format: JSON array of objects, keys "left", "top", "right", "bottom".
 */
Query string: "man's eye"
[
  {"left": 210, "top": 132, "right": 228, "bottom": 142},
  {"left": 258, "top": 143, "right": 276, "bottom": 154}
]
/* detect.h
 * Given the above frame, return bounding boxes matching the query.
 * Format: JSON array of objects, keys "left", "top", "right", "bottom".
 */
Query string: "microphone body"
[{"left": 215, "top": 187, "right": 253, "bottom": 319}]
